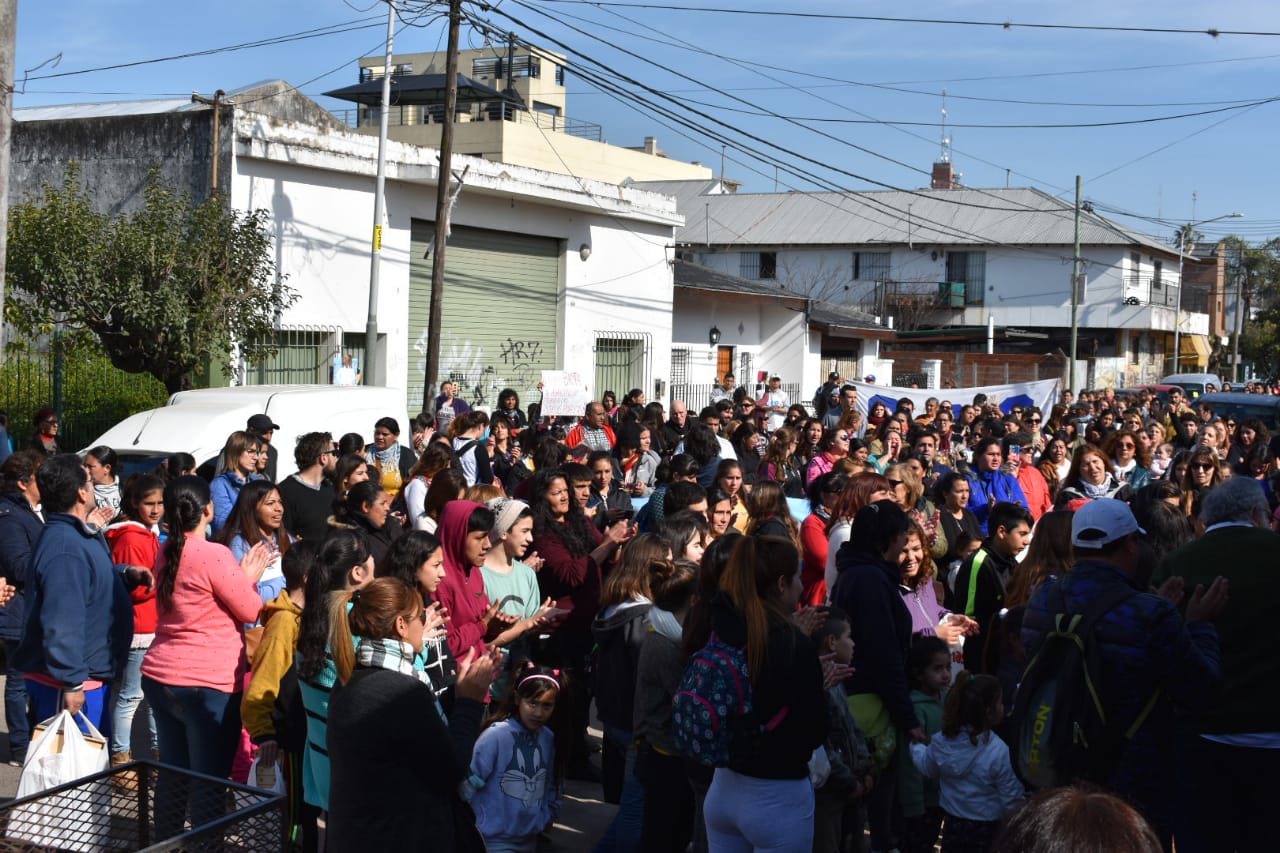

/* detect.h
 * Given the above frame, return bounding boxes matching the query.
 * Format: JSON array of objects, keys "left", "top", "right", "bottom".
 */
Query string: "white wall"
[
  {"left": 692, "top": 244, "right": 1194, "bottom": 333},
  {"left": 671, "top": 290, "right": 809, "bottom": 387},
  {"left": 230, "top": 113, "right": 678, "bottom": 406}
]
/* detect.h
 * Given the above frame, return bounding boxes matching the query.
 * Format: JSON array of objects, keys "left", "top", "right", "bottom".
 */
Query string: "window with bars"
[
  {"left": 740, "top": 251, "right": 777, "bottom": 280},
  {"left": 670, "top": 348, "right": 690, "bottom": 389},
  {"left": 853, "top": 251, "right": 891, "bottom": 282},
  {"left": 472, "top": 55, "right": 541, "bottom": 80},
  {"left": 946, "top": 251, "right": 987, "bottom": 306}
]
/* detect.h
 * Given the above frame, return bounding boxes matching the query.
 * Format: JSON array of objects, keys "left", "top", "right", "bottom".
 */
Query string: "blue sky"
[{"left": 15, "top": 0, "right": 1280, "bottom": 244}]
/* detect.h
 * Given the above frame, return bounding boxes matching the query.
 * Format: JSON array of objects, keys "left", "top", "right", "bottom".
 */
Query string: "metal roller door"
[{"left": 408, "top": 220, "right": 560, "bottom": 413}]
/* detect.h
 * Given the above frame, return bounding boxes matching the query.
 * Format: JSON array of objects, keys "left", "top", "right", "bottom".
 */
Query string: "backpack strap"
[{"left": 962, "top": 548, "right": 988, "bottom": 618}]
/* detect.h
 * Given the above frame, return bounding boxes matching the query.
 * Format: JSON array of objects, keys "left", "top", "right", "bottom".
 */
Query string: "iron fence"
[
  {"left": 0, "top": 345, "right": 169, "bottom": 452},
  {"left": 0, "top": 759, "right": 285, "bottom": 852},
  {"left": 669, "top": 382, "right": 807, "bottom": 415}
]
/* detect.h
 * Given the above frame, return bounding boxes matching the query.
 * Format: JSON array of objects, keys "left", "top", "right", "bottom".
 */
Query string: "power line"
[
  {"left": 536, "top": 1, "right": 1280, "bottom": 38},
  {"left": 23, "top": 16, "right": 384, "bottom": 82}
]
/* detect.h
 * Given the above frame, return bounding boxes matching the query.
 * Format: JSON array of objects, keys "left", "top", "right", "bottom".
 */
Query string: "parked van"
[
  {"left": 1160, "top": 373, "right": 1222, "bottom": 398},
  {"left": 87, "top": 385, "right": 411, "bottom": 479},
  {"left": 1194, "top": 392, "right": 1280, "bottom": 432}
]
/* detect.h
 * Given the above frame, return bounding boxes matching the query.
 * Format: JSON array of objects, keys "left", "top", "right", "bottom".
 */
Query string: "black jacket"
[
  {"left": 948, "top": 541, "right": 1018, "bottom": 673},
  {"left": 276, "top": 475, "right": 335, "bottom": 543},
  {"left": 710, "top": 594, "right": 829, "bottom": 780},
  {"left": 591, "top": 600, "right": 652, "bottom": 731},
  {"left": 831, "top": 546, "right": 920, "bottom": 733},
  {"left": 328, "top": 668, "right": 484, "bottom": 852},
  {"left": 0, "top": 491, "right": 41, "bottom": 640}
]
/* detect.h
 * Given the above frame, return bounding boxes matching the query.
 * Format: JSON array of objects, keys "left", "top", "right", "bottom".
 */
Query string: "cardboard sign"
[{"left": 540, "top": 370, "right": 592, "bottom": 417}]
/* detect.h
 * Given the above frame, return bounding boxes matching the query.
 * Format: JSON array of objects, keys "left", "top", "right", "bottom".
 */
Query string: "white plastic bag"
[
  {"left": 248, "top": 754, "right": 286, "bottom": 795},
  {"left": 807, "top": 745, "right": 832, "bottom": 788},
  {"left": 7, "top": 710, "right": 112, "bottom": 852}
]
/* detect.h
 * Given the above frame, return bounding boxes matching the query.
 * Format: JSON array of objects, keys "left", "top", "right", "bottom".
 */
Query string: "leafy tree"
[
  {"left": 1229, "top": 236, "right": 1280, "bottom": 379},
  {"left": 5, "top": 164, "right": 296, "bottom": 393}
]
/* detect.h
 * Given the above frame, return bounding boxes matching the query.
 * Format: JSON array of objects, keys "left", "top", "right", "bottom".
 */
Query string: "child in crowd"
[
  {"left": 898, "top": 637, "right": 951, "bottom": 853},
  {"left": 948, "top": 502, "right": 1033, "bottom": 673},
  {"left": 1150, "top": 442, "right": 1175, "bottom": 479},
  {"left": 811, "top": 608, "right": 873, "bottom": 853},
  {"left": 633, "top": 560, "right": 699, "bottom": 853},
  {"left": 910, "top": 672, "right": 1024, "bottom": 853},
  {"left": 464, "top": 663, "right": 565, "bottom": 853}
]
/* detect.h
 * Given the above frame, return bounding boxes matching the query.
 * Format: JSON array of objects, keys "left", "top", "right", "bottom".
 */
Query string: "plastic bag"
[
  {"left": 248, "top": 753, "right": 286, "bottom": 795},
  {"left": 8, "top": 710, "right": 111, "bottom": 852},
  {"left": 807, "top": 745, "right": 832, "bottom": 789}
]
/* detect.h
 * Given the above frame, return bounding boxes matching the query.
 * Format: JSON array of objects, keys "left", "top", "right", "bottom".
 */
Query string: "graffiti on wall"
[{"left": 412, "top": 328, "right": 544, "bottom": 412}]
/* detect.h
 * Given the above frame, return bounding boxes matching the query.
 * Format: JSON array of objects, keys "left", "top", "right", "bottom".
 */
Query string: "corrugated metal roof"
[
  {"left": 14, "top": 81, "right": 291, "bottom": 123},
  {"left": 673, "top": 259, "right": 806, "bottom": 300},
  {"left": 664, "top": 185, "right": 1174, "bottom": 256},
  {"left": 674, "top": 261, "right": 886, "bottom": 333}
]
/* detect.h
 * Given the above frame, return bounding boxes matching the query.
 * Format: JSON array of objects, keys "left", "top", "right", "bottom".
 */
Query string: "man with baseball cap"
[
  {"left": 247, "top": 413, "right": 280, "bottom": 481},
  {"left": 1021, "top": 499, "right": 1227, "bottom": 844}
]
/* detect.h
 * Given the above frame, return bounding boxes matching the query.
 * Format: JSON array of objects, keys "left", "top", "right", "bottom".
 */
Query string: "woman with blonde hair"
[
  {"left": 326, "top": 577, "right": 499, "bottom": 851},
  {"left": 885, "top": 461, "right": 947, "bottom": 563}
]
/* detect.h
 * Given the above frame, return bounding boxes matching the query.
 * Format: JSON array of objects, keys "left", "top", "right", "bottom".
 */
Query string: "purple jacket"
[{"left": 900, "top": 579, "right": 950, "bottom": 638}]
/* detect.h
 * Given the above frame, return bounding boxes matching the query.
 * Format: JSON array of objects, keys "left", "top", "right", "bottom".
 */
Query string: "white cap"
[{"left": 1071, "top": 498, "right": 1145, "bottom": 549}]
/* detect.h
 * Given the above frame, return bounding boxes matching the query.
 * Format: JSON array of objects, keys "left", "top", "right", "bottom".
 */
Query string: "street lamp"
[{"left": 1172, "top": 212, "right": 1243, "bottom": 373}]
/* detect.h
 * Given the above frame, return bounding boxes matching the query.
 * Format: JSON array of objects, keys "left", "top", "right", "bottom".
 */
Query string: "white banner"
[{"left": 852, "top": 378, "right": 1061, "bottom": 425}]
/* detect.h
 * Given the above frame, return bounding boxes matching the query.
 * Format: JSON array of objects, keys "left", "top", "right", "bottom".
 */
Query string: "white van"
[
  {"left": 1159, "top": 373, "right": 1222, "bottom": 399},
  {"left": 87, "top": 385, "right": 411, "bottom": 478}
]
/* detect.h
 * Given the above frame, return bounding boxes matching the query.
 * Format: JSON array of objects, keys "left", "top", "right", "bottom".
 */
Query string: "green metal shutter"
[{"left": 408, "top": 220, "right": 560, "bottom": 413}]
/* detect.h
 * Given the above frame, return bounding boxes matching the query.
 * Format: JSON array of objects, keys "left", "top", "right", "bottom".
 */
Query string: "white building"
[
  {"left": 15, "top": 82, "right": 682, "bottom": 413},
  {"left": 646, "top": 174, "right": 1200, "bottom": 389}
]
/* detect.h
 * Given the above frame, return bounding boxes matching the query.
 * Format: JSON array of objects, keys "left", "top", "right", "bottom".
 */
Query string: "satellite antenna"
[{"left": 939, "top": 88, "right": 951, "bottom": 164}]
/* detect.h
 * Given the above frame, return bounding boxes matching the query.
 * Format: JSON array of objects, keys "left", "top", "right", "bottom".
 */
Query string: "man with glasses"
[{"left": 278, "top": 432, "right": 337, "bottom": 542}]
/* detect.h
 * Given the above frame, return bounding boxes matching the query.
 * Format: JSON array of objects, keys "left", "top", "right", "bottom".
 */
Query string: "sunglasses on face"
[
  {"left": 1192, "top": 463, "right": 1216, "bottom": 471},
  {"left": 1118, "top": 443, "right": 1135, "bottom": 450}
]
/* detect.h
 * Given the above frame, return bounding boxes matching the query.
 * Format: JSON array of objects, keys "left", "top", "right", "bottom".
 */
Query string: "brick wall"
[{"left": 883, "top": 349, "right": 1067, "bottom": 389}]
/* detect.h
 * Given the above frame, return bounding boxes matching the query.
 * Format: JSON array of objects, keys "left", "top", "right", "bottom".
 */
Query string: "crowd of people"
[{"left": 0, "top": 373, "right": 1270, "bottom": 853}]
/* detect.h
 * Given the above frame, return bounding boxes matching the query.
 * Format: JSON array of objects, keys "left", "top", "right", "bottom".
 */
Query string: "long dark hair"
[
  {"left": 297, "top": 529, "right": 370, "bottom": 681},
  {"left": 158, "top": 476, "right": 211, "bottom": 610},
  {"left": 487, "top": 661, "right": 570, "bottom": 784},
  {"left": 118, "top": 473, "right": 165, "bottom": 525},
  {"left": 219, "top": 479, "right": 290, "bottom": 556},
  {"left": 529, "top": 467, "right": 594, "bottom": 556},
  {"left": 683, "top": 531, "right": 741, "bottom": 658},
  {"left": 377, "top": 530, "right": 442, "bottom": 596}
]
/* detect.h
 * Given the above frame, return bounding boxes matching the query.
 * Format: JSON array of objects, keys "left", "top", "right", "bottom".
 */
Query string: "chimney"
[{"left": 931, "top": 161, "right": 955, "bottom": 190}]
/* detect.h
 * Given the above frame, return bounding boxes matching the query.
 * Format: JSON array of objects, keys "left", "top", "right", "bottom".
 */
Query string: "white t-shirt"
[{"left": 760, "top": 387, "right": 789, "bottom": 432}]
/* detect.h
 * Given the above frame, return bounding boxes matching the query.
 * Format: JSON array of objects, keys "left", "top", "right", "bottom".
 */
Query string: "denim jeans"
[
  {"left": 111, "top": 647, "right": 157, "bottom": 756},
  {"left": 593, "top": 726, "right": 644, "bottom": 853},
  {"left": 2, "top": 639, "right": 31, "bottom": 758},
  {"left": 141, "top": 677, "right": 242, "bottom": 840},
  {"left": 26, "top": 680, "right": 110, "bottom": 737}
]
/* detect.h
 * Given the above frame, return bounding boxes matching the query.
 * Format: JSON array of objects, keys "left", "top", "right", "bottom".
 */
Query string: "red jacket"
[
  {"left": 105, "top": 521, "right": 159, "bottom": 635},
  {"left": 800, "top": 513, "right": 830, "bottom": 606},
  {"left": 1017, "top": 465, "right": 1054, "bottom": 522},
  {"left": 565, "top": 423, "right": 616, "bottom": 449}
]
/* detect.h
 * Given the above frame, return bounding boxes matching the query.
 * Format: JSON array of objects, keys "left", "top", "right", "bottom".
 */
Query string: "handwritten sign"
[{"left": 540, "top": 370, "right": 592, "bottom": 416}]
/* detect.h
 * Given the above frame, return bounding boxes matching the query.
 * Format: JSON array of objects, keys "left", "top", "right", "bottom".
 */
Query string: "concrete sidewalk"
[{"left": 0, "top": 674, "right": 615, "bottom": 851}]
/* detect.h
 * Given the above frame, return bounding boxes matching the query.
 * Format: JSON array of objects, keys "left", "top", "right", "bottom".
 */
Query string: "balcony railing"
[
  {"left": 855, "top": 280, "right": 976, "bottom": 316},
  {"left": 329, "top": 103, "right": 603, "bottom": 142},
  {"left": 1122, "top": 277, "right": 1210, "bottom": 313}
]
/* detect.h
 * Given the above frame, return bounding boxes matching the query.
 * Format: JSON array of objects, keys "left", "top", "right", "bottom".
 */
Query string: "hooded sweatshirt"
[
  {"left": 464, "top": 718, "right": 560, "bottom": 844},
  {"left": 591, "top": 598, "right": 652, "bottom": 731},
  {"left": 909, "top": 728, "right": 1024, "bottom": 821},
  {"left": 104, "top": 520, "right": 160, "bottom": 639},
  {"left": 242, "top": 590, "right": 304, "bottom": 744},
  {"left": 436, "top": 501, "right": 492, "bottom": 659}
]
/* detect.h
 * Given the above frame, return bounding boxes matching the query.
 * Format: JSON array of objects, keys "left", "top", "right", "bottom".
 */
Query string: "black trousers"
[
  {"left": 636, "top": 744, "right": 694, "bottom": 853},
  {"left": 1173, "top": 732, "right": 1280, "bottom": 853}
]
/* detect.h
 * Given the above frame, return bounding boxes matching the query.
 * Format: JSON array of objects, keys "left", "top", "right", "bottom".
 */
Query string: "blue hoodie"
[
  {"left": 464, "top": 718, "right": 560, "bottom": 843},
  {"left": 910, "top": 728, "right": 1023, "bottom": 821},
  {"left": 964, "top": 469, "right": 1028, "bottom": 534}
]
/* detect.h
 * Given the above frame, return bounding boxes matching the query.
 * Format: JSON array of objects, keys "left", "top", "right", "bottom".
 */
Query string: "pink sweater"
[{"left": 141, "top": 535, "right": 262, "bottom": 692}]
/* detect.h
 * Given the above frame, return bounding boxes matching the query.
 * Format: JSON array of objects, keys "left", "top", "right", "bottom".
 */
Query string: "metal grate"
[
  {"left": 0, "top": 760, "right": 285, "bottom": 852},
  {"left": 593, "top": 332, "right": 652, "bottom": 402},
  {"left": 243, "top": 326, "right": 347, "bottom": 386}
]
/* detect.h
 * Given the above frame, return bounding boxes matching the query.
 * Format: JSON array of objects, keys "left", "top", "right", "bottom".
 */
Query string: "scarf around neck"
[
  {"left": 367, "top": 443, "right": 400, "bottom": 470},
  {"left": 356, "top": 637, "right": 432, "bottom": 688},
  {"left": 1080, "top": 475, "right": 1115, "bottom": 499}
]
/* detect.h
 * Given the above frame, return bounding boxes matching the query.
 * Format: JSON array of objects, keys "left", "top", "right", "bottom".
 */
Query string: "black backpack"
[{"left": 1009, "top": 580, "right": 1158, "bottom": 790}]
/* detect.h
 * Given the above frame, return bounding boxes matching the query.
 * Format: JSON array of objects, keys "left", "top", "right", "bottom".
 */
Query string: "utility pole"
[
  {"left": 1070, "top": 175, "right": 1081, "bottom": 396},
  {"left": 1233, "top": 266, "right": 1246, "bottom": 383},
  {"left": 0, "top": 0, "right": 16, "bottom": 360},
  {"left": 423, "top": 0, "right": 462, "bottom": 409},
  {"left": 364, "top": 0, "right": 398, "bottom": 388}
]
